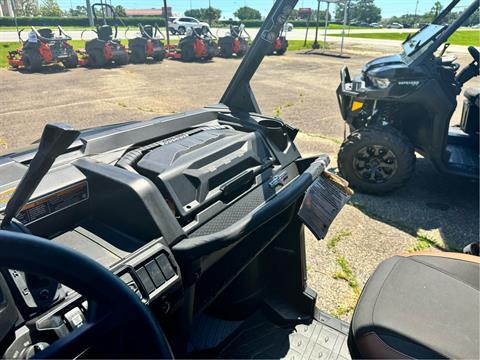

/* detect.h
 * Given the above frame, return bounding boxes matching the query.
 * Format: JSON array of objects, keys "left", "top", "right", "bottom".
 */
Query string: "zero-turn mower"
[
  {"left": 167, "top": 27, "right": 218, "bottom": 62},
  {"left": 217, "top": 24, "right": 251, "bottom": 58},
  {"left": 266, "top": 23, "right": 289, "bottom": 56},
  {"left": 7, "top": 26, "right": 78, "bottom": 72},
  {"left": 128, "top": 23, "right": 166, "bottom": 64},
  {"left": 78, "top": 3, "right": 129, "bottom": 68}
]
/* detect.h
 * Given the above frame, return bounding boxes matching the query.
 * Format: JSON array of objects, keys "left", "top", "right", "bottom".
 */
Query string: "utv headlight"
[{"left": 369, "top": 76, "right": 391, "bottom": 89}]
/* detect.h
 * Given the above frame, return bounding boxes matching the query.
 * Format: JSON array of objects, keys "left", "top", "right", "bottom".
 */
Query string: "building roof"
[{"left": 125, "top": 8, "right": 170, "bottom": 16}]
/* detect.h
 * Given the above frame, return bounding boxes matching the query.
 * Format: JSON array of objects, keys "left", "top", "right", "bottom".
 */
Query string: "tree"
[
  {"left": 38, "top": 0, "right": 64, "bottom": 16},
  {"left": 234, "top": 6, "right": 261, "bottom": 20},
  {"left": 16, "top": 0, "right": 38, "bottom": 16},
  {"left": 114, "top": 5, "right": 127, "bottom": 17},
  {"left": 336, "top": 0, "right": 381, "bottom": 24},
  {"left": 184, "top": 7, "right": 222, "bottom": 23},
  {"left": 430, "top": 1, "right": 443, "bottom": 17},
  {"left": 68, "top": 5, "right": 87, "bottom": 16}
]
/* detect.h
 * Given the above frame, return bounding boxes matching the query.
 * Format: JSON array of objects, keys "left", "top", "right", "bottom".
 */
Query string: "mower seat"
[
  {"left": 349, "top": 251, "right": 479, "bottom": 359},
  {"left": 37, "top": 28, "right": 54, "bottom": 39},
  {"left": 464, "top": 87, "right": 480, "bottom": 106},
  {"left": 98, "top": 25, "right": 113, "bottom": 42},
  {"left": 143, "top": 25, "right": 154, "bottom": 38}
]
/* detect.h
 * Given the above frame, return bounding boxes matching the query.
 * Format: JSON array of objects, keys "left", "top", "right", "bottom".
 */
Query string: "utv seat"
[{"left": 349, "top": 252, "right": 479, "bottom": 359}]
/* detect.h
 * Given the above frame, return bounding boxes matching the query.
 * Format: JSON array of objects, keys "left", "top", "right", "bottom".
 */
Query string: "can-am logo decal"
[
  {"left": 398, "top": 80, "right": 420, "bottom": 86},
  {"left": 269, "top": 171, "right": 288, "bottom": 188}
]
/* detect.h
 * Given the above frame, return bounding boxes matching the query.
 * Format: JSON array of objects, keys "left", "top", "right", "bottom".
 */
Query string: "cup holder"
[{"left": 258, "top": 119, "right": 288, "bottom": 151}]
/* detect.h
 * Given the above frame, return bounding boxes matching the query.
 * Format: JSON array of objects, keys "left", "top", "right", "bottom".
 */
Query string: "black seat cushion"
[{"left": 349, "top": 253, "right": 479, "bottom": 359}]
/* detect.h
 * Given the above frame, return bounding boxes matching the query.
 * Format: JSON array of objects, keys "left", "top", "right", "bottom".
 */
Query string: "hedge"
[
  {"left": 0, "top": 16, "right": 166, "bottom": 27},
  {"left": 0, "top": 16, "right": 339, "bottom": 28}
]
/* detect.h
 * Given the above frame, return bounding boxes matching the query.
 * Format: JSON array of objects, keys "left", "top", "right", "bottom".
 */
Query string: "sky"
[{"left": 56, "top": 0, "right": 475, "bottom": 19}]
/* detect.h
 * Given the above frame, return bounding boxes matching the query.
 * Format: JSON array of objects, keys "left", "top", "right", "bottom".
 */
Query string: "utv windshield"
[{"left": 402, "top": 24, "right": 447, "bottom": 57}]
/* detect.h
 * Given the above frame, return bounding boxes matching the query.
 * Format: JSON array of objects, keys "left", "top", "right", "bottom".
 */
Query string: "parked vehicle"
[
  {"left": 168, "top": 16, "right": 210, "bottom": 35},
  {"left": 369, "top": 22, "right": 383, "bottom": 28},
  {"left": 7, "top": 26, "right": 78, "bottom": 72},
  {"left": 387, "top": 22, "right": 404, "bottom": 29},
  {"left": 336, "top": 0, "right": 479, "bottom": 194},
  {"left": 128, "top": 23, "right": 166, "bottom": 64},
  {"left": 218, "top": 24, "right": 251, "bottom": 58},
  {"left": 79, "top": 3, "right": 129, "bottom": 68},
  {"left": 168, "top": 27, "right": 217, "bottom": 61}
]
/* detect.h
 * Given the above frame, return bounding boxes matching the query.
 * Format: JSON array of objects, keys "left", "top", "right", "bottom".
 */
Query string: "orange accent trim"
[{"left": 401, "top": 250, "right": 480, "bottom": 264}]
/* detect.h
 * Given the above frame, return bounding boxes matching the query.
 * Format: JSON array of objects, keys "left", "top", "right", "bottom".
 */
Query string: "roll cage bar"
[{"left": 220, "top": 0, "right": 298, "bottom": 114}]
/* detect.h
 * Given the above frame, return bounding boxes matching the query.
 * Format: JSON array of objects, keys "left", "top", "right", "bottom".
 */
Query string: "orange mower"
[{"left": 8, "top": 27, "right": 78, "bottom": 72}]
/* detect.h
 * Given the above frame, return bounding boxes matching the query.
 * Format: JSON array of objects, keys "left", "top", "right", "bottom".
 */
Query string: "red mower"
[
  {"left": 128, "top": 23, "right": 166, "bottom": 64},
  {"left": 218, "top": 24, "right": 251, "bottom": 58},
  {"left": 78, "top": 3, "right": 129, "bottom": 68},
  {"left": 266, "top": 24, "right": 289, "bottom": 56},
  {"left": 7, "top": 26, "right": 78, "bottom": 72},
  {"left": 167, "top": 28, "right": 218, "bottom": 62}
]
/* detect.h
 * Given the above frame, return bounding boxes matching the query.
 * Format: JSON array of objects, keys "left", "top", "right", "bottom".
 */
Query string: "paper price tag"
[{"left": 298, "top": 171, "right": 353, "bottom": 240}]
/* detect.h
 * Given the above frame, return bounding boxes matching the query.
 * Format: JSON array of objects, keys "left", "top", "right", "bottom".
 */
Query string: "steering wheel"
[
  {"left": 0, "top": 230, "right": 173, "bottom": 359},
  {"left": 468, "top": 46, "right": 479, "bottom": 63}
]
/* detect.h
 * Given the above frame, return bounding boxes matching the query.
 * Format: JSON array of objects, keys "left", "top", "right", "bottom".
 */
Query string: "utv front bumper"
[{"left": 336, "top": 66, "right": 364, "bottom": 121}]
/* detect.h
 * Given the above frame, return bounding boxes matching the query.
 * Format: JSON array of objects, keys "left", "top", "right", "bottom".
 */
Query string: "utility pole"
[
  {"left": 208, "top": 0, "right": 212, "bottom": 26},
  {"left": 163, "top": 0, "right": 171, "bottom": 48},
  {"left": 86, "top": 0, "right": 94, "bottom": 27},
  {"left": 414, "top": 0, "right": 420, "bottom": 27}
]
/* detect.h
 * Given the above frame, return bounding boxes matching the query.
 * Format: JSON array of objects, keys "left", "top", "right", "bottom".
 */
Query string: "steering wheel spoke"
[{"left": 0, "top": 230, "right": 173, "bottom": 359}]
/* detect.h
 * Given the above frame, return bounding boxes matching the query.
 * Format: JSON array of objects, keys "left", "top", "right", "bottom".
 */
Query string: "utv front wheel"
[{"left": 338, "top": 126, "right": 416, "bottom": 195}]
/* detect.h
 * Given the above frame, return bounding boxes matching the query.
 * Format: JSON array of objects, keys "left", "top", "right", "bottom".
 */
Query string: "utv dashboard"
[{"left": 0, "top": 107, "right": 329, "bottom": 358}]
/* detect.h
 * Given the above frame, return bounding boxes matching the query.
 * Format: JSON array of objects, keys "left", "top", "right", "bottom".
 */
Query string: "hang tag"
[{"left": 298, "top": 171, "right": 353, "bottom": 240}]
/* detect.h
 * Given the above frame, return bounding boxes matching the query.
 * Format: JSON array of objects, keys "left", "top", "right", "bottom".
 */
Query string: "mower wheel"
[
  {"left": 63, "top": 53, "right": 78, "bottom": 69},
  {"left": 338, "top": 126, "right": 416, "bottom": 195},
  {"left": 130, "top": 46, "right": 147, "bottom": 64},
  {"left": 116, "top": 52, "right": 129, "bottom": 66},
  {"left": 181, "top": 45, "right": 195, "bottom": 62},
  {"left": 153, "top": 51, "right": 166, "bottom": 62},
  {"left": 276, "top": 39, "right": 288, "bottom": 55},
  {"left": 87, "top": 48, "right": 107, "bottom": 68},
  {"left": 220, "top": 42, "right": 233, "bottom": 58},
  {"left": 22, "top": 51, "right": 42, "bottom": 72}
]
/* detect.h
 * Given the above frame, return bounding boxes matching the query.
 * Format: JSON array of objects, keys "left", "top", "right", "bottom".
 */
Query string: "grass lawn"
[
  {"left": 287, "top": 40, "right": 331, "bottom": 51},
  {"left": 332, "top": 30, "right": 480, "bottom": 46}
]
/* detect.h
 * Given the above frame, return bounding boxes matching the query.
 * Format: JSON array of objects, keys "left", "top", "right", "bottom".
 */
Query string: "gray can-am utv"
[
  {"left": 337, "top": 0, "right": 479, "bottom": 194},
  {"left": 0, "top": 0, "right": 478, "bottom": 359}
]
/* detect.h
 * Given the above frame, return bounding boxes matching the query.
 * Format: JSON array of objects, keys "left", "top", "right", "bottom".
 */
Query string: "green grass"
[
  {"left": 287, "top": 40, "right": 331, "bottom": 51},
  {"left": 408, "top": 235, "right": 440, "bottom": 253},
  {"left": 327, "top": 230, "right": 352, "bottom": 251},
  {"left": 331, "top": 30, "right": 480, "bottom": 46},
  {"left": 333, "top": 255, "right": 360, "bottom": 293}
]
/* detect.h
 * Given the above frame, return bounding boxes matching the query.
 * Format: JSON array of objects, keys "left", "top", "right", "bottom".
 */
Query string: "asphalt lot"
[{"left": 0, "top": 42, "right": 478, "bottom": 321}]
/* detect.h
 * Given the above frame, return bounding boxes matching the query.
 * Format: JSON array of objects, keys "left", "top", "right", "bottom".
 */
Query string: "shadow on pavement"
[{"left": 349, "top": 157, "right": 479, "bottom": 251}]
